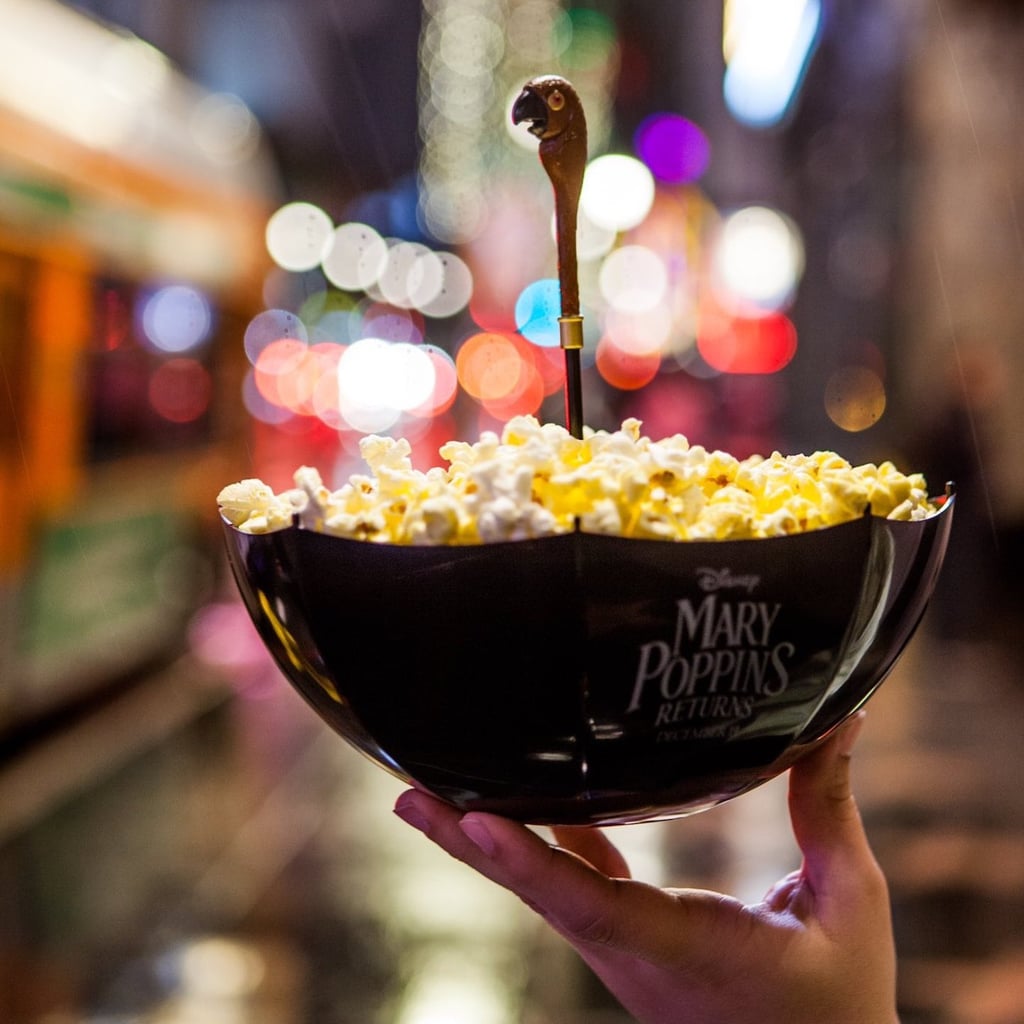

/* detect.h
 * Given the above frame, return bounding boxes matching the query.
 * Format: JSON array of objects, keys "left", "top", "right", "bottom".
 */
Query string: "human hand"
[{"left": 393, "top": 713, "right": 899, "bottom": 1024}]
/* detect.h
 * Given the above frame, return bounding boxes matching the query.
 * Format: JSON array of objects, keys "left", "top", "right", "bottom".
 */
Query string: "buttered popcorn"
[{"left": 217, "top": 417, "right": 937, "bottom": 545}]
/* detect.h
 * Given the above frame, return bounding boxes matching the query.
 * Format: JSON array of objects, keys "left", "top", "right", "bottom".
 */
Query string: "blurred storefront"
[{"left": 1, "top": 1, "right": 1022, "bottom": 1022}]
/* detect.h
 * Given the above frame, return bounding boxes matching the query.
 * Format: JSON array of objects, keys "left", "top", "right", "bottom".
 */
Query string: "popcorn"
[
  {"left": 217, "top": 416, "right": 938, "bottom": 544},
  {"left": 216, "top": 478, "right": 305, "bottom": 534}
]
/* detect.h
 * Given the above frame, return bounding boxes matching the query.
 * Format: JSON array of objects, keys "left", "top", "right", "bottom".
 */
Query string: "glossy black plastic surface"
[{"left": 222, "top": 495, "right": 954, "bottom": 824}]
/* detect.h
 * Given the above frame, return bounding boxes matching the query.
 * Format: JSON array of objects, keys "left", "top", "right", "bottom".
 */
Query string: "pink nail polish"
[
  {"left": 394, "top": 795, "right": 432, "bottom": 835},
  {"left": 459, "top": 815, "right": 497, "bottom": 857}
]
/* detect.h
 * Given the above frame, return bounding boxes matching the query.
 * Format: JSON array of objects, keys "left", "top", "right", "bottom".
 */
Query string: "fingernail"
[
  {"left": 394, "top": 793, "right": 432, "bottom": 835},
  {"left": 459, "top": 815, "right": 497, "bottom": 857},
  {"left": 837, "top": 710, "right": 867, "bottom": 758}
]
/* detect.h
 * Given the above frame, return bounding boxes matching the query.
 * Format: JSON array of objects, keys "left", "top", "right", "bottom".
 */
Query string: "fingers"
[
  {"left": 551, "top": 825, "right": 633, "bottom": 879},
  {"left": 394, "top": 789, "right": 627, "bottom": 939},
  {"left": 787, "top": 712, "right": 886, "bottom": 906},
  {"left": 393, "top": 790, "right": 714, "bottom": 964},
  {"left": 788, "top": 713, "right": 864, "bottom": 846}
]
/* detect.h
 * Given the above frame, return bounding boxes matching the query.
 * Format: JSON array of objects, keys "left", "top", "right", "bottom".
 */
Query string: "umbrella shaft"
[{"left": 564, "top": 348, "right": 583, "bottom": 438}]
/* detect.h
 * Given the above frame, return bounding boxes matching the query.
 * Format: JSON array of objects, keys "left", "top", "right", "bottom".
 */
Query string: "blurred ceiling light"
[
  {"left": 697, "top": 305, "right": 798, "bottom": 374},
  {"left": 712, "top": 205, "right": 805, "bottom": 312},
  {"left": 580, "top": 154, "right": 656, "bottom": 233},
  {"left": 634, "top": 113, "right": 711, "bottom": 184},
  {"left": 139, "top": 284, "right": 213, "bottom": 353},
  {"left": 373, "top": 242, "right": 446, "bottom": 311},
  {"left": 0, "top": 0, "right": 274, "bottom": 287},
  {"left": 514, "top": 279, "right": 562, "bottom": 348},
  {"left": 265, "top": 201, "right": 335, "bottom": 272},
  {"left": 595, "top": 335, "right": 661, "bottom": 390},
  {"left": 396, "top": 956, "right": 511, "bottom": 1024},
  {"left": 456, "top": 332, "right": 525, "bottom": 402},
  {"left": 190, "top": 92, "right": 262, "bottom": 166},
  {"left": 603, "top": 304, "right": 672, "bottom": 357},
  {"left": 243, "top": 308, "right": 309, "bottom": 365},
  {"left": 418, "top": 252, "right": 474, "bottom": 318},
  {"left": 176, "top": 936, "right": 267, "bottom": 999},
  {"left": 408, "top": 344, "right": 459, "bottom": 417},
  {"left": 0, "top": 0, "right": 170, "bottom": 149},
  {"left": 825, "top": 366, "right": 887, "bottom": 431},
  {"left": 598, "top": 244, "right": 668, "bottom": 314},
  {"left": 148, "top": 358, "right": 212, "bottom": 424},
  {"left": 723, "top": 0, "right": 822, "bottom": 128},
  {"left": 322, "top": 222, "right": 389, "bottom": 292},
  {"left": 337, "top": 337, "right": 437, "bottom": 430}
]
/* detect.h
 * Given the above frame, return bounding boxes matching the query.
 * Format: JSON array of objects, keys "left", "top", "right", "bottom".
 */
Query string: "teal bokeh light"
[{"left": 515, "top": 278, "right": 561, "bottom": 348}]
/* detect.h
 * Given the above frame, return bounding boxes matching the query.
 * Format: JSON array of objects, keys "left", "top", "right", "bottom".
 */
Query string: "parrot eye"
[{"left": 548, "top": 90, "right": 565, "bottom": 111}]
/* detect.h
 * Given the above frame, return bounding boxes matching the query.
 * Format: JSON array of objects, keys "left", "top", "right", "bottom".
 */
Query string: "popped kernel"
[{"left": 218, "top": 416, "right": 938, "bottom": 543}]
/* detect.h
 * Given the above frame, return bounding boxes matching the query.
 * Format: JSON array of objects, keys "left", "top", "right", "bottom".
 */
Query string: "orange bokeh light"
[
  {"left": 482, "top": 360, "right": 545, "bottom": 419},
  {"left": 456, "top": 332, "right": 525, "bottom": 401},
  {"left": 254, "top": 338, "right": 309, "bottom": 407}
]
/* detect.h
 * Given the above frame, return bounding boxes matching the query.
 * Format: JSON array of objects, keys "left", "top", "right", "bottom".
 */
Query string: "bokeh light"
[
  {"left": 723, "top": 0, "right": 822, "bottom": 128},
  {"left": 253, "top": 338, "right": 310, "bottom": 409},
  {"left": 824, "top": 366, "right": 887, "bottom": 431},
  {"left": 602, "top": 304, "right": 673, "bottom": 357},
  {"left": 265, "top": 201, "right": 334, "bottom": 272},
  {"left": 139, "top": 284, "right": 212, "bottom": 354},
  {"left": 697, "top": 304, "right": 798, "bottom": 374},
  {"left": 561, "top": 7, "right": 619, "bottom": 73},
  {"left": 337, "top": 337, "right": 437, "bottom": 433},
  {"left": 148, "top": 358, "right": 211, "bottom": 423},
  {"left": 407, "top": 344, "right": 459, "bottom": 418},
  {"left": 456, "top": 332, "right": 526, "bottom": 402},
  {"left": 189, "top": 92, "right": 261, "bottom": 166},
  {"left": 634, "top": 113, "right": 710, "bottom": 184},
  {"left": 360, "top": 303, "right": 423, "bottom": 346},
  {"left": 419, "top": 252, "right": 474, "bottom": 318},
  {"left": 307, "top": 342, "right": 346, "bottom": 428},
  {"left": 595, "top": 335, "right": 662, "bottom": 390},
  {"left": 243, "top": 309, "right": 308, "bottom": 365},
  {"left": 321, "top": 222, "right": 388, "bottom": 292},
  {"left": 515, "top": 279, "right": 561, "bottom": 348},
  {"left": 598, "top": 244, "right": 668, "bottom": 314},
  {"left": 580, "top": 154, "right": 656, "bottom": 233},
  {"left": 712, "top": 205, "right": 805, "bottom": 312},
  {"left": 373, "top": 241, "right": 444, "bottom": 311},
  {"left": 301, "top": 290, "right": 361, "bottom": 344},
  {"left": 242, "top": 368, "right": 295, "bottom": 425},
  {"left": 482, "top": 356, "right": 545, "bottom": 419},
  {"left": 631, "top": 374, "right": 715, "bottom": 441},
  {"left": 276, "top": 342, "right": 339, "bottom": 417}
]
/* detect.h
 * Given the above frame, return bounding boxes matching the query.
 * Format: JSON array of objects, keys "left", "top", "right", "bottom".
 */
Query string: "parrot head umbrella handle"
[{"left": 512, "top": 75, "right": 588, "bottom": 438}]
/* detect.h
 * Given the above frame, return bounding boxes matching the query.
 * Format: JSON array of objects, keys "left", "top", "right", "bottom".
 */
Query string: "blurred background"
[{"left": 0, "top": 0, "right": 1022, "bottom": 1020}]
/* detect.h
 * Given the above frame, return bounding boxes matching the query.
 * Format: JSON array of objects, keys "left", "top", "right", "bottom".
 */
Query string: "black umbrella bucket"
[{"left": 221, "top": 491, "right": 954, "bottom": 825}]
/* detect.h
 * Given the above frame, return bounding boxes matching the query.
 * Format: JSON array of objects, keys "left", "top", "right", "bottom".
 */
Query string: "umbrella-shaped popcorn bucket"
[
  {"left": 221, "top": 490, "right": 953, "bottom": 825},
  {"left": 220, "top": 76, "right": 955, "bottom": 825}
]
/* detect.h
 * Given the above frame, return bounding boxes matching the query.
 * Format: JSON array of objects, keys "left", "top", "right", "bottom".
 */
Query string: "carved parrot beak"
[{"left": 511, "top": 87, "right": 549, "bottom": 138}]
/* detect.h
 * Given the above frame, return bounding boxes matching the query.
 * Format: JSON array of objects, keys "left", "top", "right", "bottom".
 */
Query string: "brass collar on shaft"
[{"left": 559, "top": 315, "right": 584, "bottom": 351}]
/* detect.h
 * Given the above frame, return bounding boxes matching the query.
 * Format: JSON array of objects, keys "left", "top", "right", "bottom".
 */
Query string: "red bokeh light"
[
  {"left": 696, "top": 304, "right": 797, "bottom": 374},
  {"left": 595, "top": 335, "right": 661, "bottom": 390},
  {"left": 148, "top": 358, "right": 212, "bottom": 423}
]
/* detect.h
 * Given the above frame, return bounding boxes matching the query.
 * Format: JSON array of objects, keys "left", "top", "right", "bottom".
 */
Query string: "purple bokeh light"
[{"left": 634, "top": 113, "right": 710, "bottom": 184}]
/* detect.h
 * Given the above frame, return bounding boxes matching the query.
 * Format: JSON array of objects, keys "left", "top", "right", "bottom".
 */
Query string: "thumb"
[{"left": 787, "top": 712, "right": 880, "bottom": 898}]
